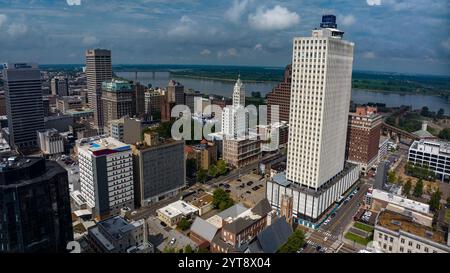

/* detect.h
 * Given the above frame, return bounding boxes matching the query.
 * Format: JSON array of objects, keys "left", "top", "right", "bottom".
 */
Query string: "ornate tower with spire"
[{"left": 232, "top": 75, "right": 245, "bottom": 107}]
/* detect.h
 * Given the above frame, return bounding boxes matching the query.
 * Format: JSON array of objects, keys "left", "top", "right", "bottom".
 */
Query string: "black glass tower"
[{"left": 0, "top": 157, "right": 73, "bottom": 252}]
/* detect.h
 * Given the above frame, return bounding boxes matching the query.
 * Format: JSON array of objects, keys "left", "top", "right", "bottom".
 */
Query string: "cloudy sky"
[{"left": 0, "top": 0, "right": 449, "bottom": 75}]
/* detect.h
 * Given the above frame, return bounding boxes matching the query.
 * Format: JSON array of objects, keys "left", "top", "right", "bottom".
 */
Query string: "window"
[
  {"left": 399, "top": 247, "right": 404, "bottom": 252},
  {"left": 400, "top": 238, "right": 405, "bottom": 244},
  {"left": 408, "top": 241, "right": 413, "bottom": 246}
]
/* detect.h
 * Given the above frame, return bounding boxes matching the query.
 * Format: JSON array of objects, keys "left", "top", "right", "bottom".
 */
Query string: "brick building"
[
  {"left": 267, "top": 64, "right": 292, "bottom": 123},
  {"left": 346, "top": 106, "right": 382, "bottom": 173}
]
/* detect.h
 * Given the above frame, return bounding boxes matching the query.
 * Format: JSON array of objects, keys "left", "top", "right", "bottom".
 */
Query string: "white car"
[{"left": 170, "top": 238, "right": 176, "bottom": 245}]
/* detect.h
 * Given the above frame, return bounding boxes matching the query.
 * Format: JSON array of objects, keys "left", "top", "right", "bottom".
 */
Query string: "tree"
[
  {"left": 437, "top": 108, "right": 444, "bottom": 119},
  {"left": 177, "top": 217, "right": 191, "bottom": 231},
  {"left": 216, "top": 159, "right": 228, "bottom": 175},
  {"left": 413, "top": 179, "right": 424, "bottom": 198},
  {"left": 184, "top": 245, "right": 193, "bottom": 253},
  {"left": 403, "top": 179, "right": 412, "bottom": 196},
  {"left": 186, "top": 158, "right": 197, "bottom": 178},
  {"left": 163, "top": 246, "right": 177, "bottom": 253},
  {"left": 387, "top": 171, "right": 396, "bottom": 184},
  {"left": 208, "top": 165, "right": 218, "bottom": 178},
  {"left": 196, "top": 169, "right": 207, "bottom": 183},
  {"left": 428, "top": 190, "right": 442, "bottom": 212},
  {"left": 446, "top": 197, "right": 450, "bottom": 207},
  {"left": 397, "top": 176, "right": 404, "bottom": 186},
  {"left": 213, "top": 188, "right": 234, "bottom": 211},
  {"left": 278, "top": 229, "right": 305, "bottom": 253},
  {"left": 421, "top": 106, "right": 430, "bottom": 117},
  {"left": 438, "top": 128, "right": 450, "bottom": 141},
  {"left": 196, "top": 247, "right": 209, "bottom": 253}
]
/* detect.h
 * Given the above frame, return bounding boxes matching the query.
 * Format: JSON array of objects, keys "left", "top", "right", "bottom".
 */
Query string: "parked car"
[
  {"left": 246, "top": 181, "right": 254, "bottom": 186},
  {"left": 224, "top": 184, "right": 230, "bottom": 189},
  {"left": 225, "top": 189, "right": 231, "bottom": 193},
  {"left": 170, "top": 238, "right": 176, "bottom": 245},
  {"left": 246, "top": 191, "right": 251, "bottom": 194},
  {"left": 160, "top": 221, "right": 167, "bottom": 227}
]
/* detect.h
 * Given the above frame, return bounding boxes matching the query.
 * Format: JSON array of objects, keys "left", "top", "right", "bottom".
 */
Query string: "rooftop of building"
[
  {"left": 370, "top": 188, "right": 430, "bottom": 215},
  {"left": 410, "top": 139, "right": 450, "bottom": 154},
  {"left": 77, "top": 136, "right": 130, "bottom": 155},
  {"left": 246, "top": 217, "right": 293, "bottom": 253},
  {"left": 376, "top": 210, "right": 448, "bottom": 246},
  {"left": 190, "top": 217, "right": 219, "bottom": 242},
  {"left": 157, "top": 200, "right": 198, "bottom": 218},
  {"left": 271, "top": 162, "right": 359, "bottom": 196},
  {"left": 222, "top": 199, "right": 272, "bottom": 234},
  {"left": 188, "top": 192, "right": 214, "bottom": 208},
  {"left": 97, "top": 216, "right": 143, "bottom": 241},
  {"left": 102, "top": 78, "right": 132, "bottom": 92}
]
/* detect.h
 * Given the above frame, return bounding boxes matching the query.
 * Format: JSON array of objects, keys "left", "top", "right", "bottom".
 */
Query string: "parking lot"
[
  {"left": 147, "top": 216, "right": 197, "bottom": 252},
  {"left": 216, "top": 173, "right": 266, "bottom": 207}
]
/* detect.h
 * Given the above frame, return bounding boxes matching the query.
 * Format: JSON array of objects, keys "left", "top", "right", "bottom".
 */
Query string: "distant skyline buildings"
[{"left": 0, "top": 1, "right": 448, "bottom": 76}]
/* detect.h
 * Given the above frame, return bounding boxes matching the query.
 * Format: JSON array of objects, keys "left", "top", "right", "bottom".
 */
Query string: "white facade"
[
  {"left": 267, "top": 165, "right": 359, "bottom": 226},
  {"left": 37, "top": 129, "right": 64, "bottom": 155},
  {"left": 287, "top": 27, "right": 354, "bottom": 189},
  {"left": 408, "top": 140, "right": 450, "bottom": 183},
  {"left": 78, "top": 136, "right": 134, "bottom": 219},
  {"left": 221, "top": 77, "right": 249, "bottom": 139}
]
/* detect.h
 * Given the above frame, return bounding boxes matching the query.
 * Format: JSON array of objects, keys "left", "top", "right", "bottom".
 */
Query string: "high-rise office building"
[
  {"left": 346, "top": 106, "right": 382, "bottom": 174},
  {"left": 133, "top": 82, "right": 146, "bottom": 116},
  {"left": 85, "top": 49, "right": 112, "bottom": 132},
  {"left": 0, "top": 157, "right": 73, "bottom": 252},
  {"left": 267, "top": 16, "right": 359, "bottom": 227},
  {"left": 2, "top": 63, "right": 45, "bottom": 150},
  {"left": 51, "top": 76, "right": 69, "bottom": 97},
  {"left": 167, "top": 80, "right": 185, "bottom": 105},
  {"left": 78, "top": 136, "right": 134, "bottom": 221},
  {"left": 101, "top": 79, "right": 134, "bottom": 133},
  {"left": 267, "top": 64, "right": 292, "bottom": 123}
]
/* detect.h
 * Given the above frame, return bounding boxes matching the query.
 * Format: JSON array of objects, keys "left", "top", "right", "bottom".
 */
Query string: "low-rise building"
[
  {"left": 245, "top": 216, "right": 293, "bottom": 253},
  {"left": 88, "top": 216, "right": 153, "bottom": 253},
  {"left": 186, "top": 192, "right": 214, "bottom": 216},
  {"left": 156, "top": 200, "right": 198, "bottom": 228},
  {"left": 408, "top": 139, "right": 450, "bottom": 183},
  {"left": 378, "top": 136, "right": 389, "bottom": 164},
  {"left": 189, "top": 217, "right": 219, "bottom": 249},
  {"left": 185, "top": 140, "right": 218, "bottom": 171},
  {"left": 374, "top": 210, "right": 450, "bottom": 253},
  {"left": 210, "top": 199, "right": 273, "bottom": 253},
  {"left": 223, "top": 137, "right": 261, "bottom": 168}
]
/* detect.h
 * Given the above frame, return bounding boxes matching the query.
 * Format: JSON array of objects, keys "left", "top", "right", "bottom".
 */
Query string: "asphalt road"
[{"left": 301, "top": 182, "right": 370, "bottom": 253}]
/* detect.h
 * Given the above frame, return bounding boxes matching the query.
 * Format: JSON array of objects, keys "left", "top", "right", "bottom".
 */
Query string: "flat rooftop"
[
  {"left": 377, "top": 210, "right": 447, "bottom": 245},
  {"left": 158, "top": 200, "right": 198, "bottom": 218},
  {"left": 77, "top": 136, "right": 130, "bottom": 154}
]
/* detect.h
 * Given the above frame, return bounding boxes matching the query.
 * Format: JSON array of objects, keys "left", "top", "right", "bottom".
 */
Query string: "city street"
[{"left": 301, "top": 181, "right": 370, "bottom": 253}]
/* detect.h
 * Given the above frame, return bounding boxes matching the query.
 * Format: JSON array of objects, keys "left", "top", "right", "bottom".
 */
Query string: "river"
[{"left": 116, "top": 71, "right": 450, "bottom": 112}]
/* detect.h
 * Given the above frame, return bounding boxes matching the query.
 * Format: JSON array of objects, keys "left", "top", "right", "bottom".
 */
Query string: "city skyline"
[{"left": 0, "top": 0, "right": 449, "bottom": 76}]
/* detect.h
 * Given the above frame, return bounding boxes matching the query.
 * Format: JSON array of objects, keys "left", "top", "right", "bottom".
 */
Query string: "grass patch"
[
  {"left": 344, "top": 232, "right": 372, "bottom": 246},
  {"left": 445, "top": 209, "right": 450, "bottom": 223},
  {"left": 354, "top": 222, "right": 374, "bottom": 233}
]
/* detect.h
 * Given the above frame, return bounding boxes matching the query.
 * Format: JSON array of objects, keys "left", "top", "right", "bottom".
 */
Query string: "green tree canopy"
[
  {"left": 439, "top": 128, "right": 450, "bottom": 141},
  {"left": 216, "top": 159, "right": 228, "bottom": 175},
  {"left": 177, "top": 217, "right": 192, "bottom": 231},
  {"left": 403, "top": 179, "right": 412, "bottom": 196},
  {"left": 387, "top": 171, "right": 397, "bottom": 184},
  {"left": 278, "top": 229, "right": 305, "bottom": 253},
  {"left": 429, "top": 190, "right": 442, "bottom": 212},
  {"left": 184, "top": 245, "right": 193, "bottom": 253},
  {"left": 196, "top": 169, "right": 207, "bottom": 183},
  {"left": 208, "top": 164, "right": 218, "bottom": 178},
  {"left": 413, "top": 179, "right": 424, "bottom": 198},
  {"left": 213, "top": 188, "right": 234, "bottom": 211}
]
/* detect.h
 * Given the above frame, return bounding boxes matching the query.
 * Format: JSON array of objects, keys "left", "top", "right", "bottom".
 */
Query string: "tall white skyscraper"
[
  {"left": 286, "top": 23, "right": 354, "bottom": 189},
  {"left": 267, "top": 15, "right": 360, "bottom": 226},
  {"left": 232, "top": 76, "right": 245, "bottom": 107},
  {"left": 222, "top": 76, "right": 248, "bottom": 139}
]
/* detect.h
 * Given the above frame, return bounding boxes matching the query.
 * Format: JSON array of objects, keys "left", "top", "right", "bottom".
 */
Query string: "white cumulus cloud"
[
  {"left": 66, "top": 0, "right": 81, "bottom": 6},
  {"left": 82, "top": 35, "right": 99, "bottom": 46},
  {"left": 248, "top": 5, "right": 300, "bottom": 31},
  {"left": 254, "top": 43, "right": 263, "bottom": 51},
  {"left": 200, "top": 49, "right": 211, "bottom": 55},
  {"left": 167, "top": 16, "right": 197, "bottom": 38},
  {"left": 341, "top": 15, "right": 356, "bottom": 27},
  {"left": 228, "top": 48, "right": 237, "bottom": 56},
  {"left": 7, "top": 23, "right": 27, "bottom": 36},
  {"left": 367, "top": 0, "right": 381, "bottom": 6},
  {"left": 225, "top": 0, "right": 251, "bottom": 24}
]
